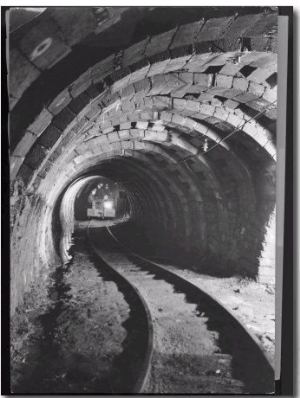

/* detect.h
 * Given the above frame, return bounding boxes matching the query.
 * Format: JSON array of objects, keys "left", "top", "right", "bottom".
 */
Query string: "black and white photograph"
[{"left": 2, "top": 5, "right": 293, "bottom": 395}]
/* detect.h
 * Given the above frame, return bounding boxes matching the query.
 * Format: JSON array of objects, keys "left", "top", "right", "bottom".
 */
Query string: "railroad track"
[{"left": 87, "top": 221, "right": 274, "bottom": 394}]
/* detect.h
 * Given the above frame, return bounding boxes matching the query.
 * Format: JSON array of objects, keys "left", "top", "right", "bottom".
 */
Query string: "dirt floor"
[
  {"left": 10, "top": 231, "right": 130, "bottom": 393},
  {"left": 158, "top": 265, "right": 275, "bottom": 366}
]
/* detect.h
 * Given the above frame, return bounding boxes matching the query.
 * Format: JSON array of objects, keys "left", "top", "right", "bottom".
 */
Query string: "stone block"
[
  {"left": 119, "top": 122, "right": 132, "bottom": 130},
  {"left": 222, "top": 89, "right": 244, "bottom": 99},
  {"left": 194, "top": 123, "right": 208, "bottom": 135},
  {"left": 48, "top": 147, "right": 63, "bottom": 163},
  {"left": 148, "top": 74, "right": 167, "bottom": 96},
  {"left": 19, "top": 16, "right": 71, "bottom": 70},
  {"left": 47, "top": 89, "right": 72, "bottom": 115},
  {"left": 120, "top": 83, "right": 135, "bottom": 100},
  {"left": 107, "top": 131, "right": 119, "bottom": 142},
  {"left": 133, "top": 78, "right": 151, "bottom": 98},
  {"left": 227, "top": 113, "right": 244, "bottom": 128},
  {"left": 248, "top": 81, "right": 265, "bottom": 97},
  {"left": 72, "top": 117, "right": 90, "bottom": 134},
  {"left": 9, "top": 48, "right": 41, "bottom": 100},
  {"left": 160, "top": 111, "right": 172, "bottom": 123},
  {"left": 163, "top": 56, "right": 191, "bottom": 73},
  {"left": 145, "top": 29, "right": 177, "bottom": 58},
  {"left": 224, "top": 99, "right": 239, "bottom": 110},
  {"left": 186, "top": 85, "right": 207, "bottom": 95},
  {"left": 232, "top": 77, "right": 249, "bottom": 92},
  {"left": 95, "top": 134, "right": 110, "bottom": 145},
  {"left": 214, "top": 106, "right": 229, "bottom": 121},
  {"left": 118, "top": 129, "right": 130, "bottom": 139},
  {"left": 59, "top": 130, "right": 77, "bottom": 148},
  {"left": 103, "top": 126, "right": 115, "bottom": 135},
  {"left": 152, "top": 96, "right": 172, "bottom": 110},
  {"left": 121, "top": 98, "right": 135, "bottom": 113},
  {"left": 38, "top": 125, "right": 62, "bottom": 149},
  {"left": 219, "top": 63, "right": 241, "bottom": 77},
  {"left": 170, "top": 20, "right": 205, "bottom": 49},
  {"left": 30, "top": 175, "right": 43, "bottom": 192},
  {"left": 245, "top": 12, "right": 278, "bottom": 37},
  {"left": 246, "top": 97, "right": 271, "bottom": 112},
  {"left": 123, "top": 38, "right": 149, "bottom": 66},
  {"left": 68, "top": 93, "right": 91, "bottom": 114},
  {"left": 38, "top": 160, "right": 53, "bottom": 179},
  {"left": 193, "top": 71, "right": 213, "bottom": 85},
  {"left": 10, "top": 156, "right": 25, "bottom": 181},
  {"left": 52, "top": 107, "right": 76, "bottom": 131},
  {"left": 13, "top": 131, "right": 37, "bottom": 158},
  {"left": 27, "top": 108, "right": 53, "bottom": 136},
  {"left": 247, "top": 67, "right": 274, "bottom": 85},
  {"left": 25, "top": 144, "right": 48, "bottom": 170},
  {"left": 151, "top": 123, "right": 165, "bottom": 132},
  {"left": 249, "top": 53, "right": 277, "bottom": 69},
  {"left": 216, "top": 74, "right": 233, "bottom": 88},
  {"left": 91, "top": 55, "right": 115, "bottom": 83},
  {"left": 160, "top": 74, "right": 185, "bottom": 96},
  {"left": 69, "top": 69, "right": 92, "bottom": 98},
  {"left": 171, "top": 113, "right": 185, "bottom": 126},
  {"left": 173, "top": 98, "right": 186, "bottom": 111},
  {"left": 49, "top": 7, "right": 98, "bottom": 46},
  {"left": 111, "top": 141, "right": 122, "bottom": 151},
  {"left": 145, "top": 130, "right": 168, "bottom": 142},
  {"left": 17, "top": 163, "right": 35, "bottom": 186},
  {"left": 84, "top": 102, "right": 102, "bottom": 120},
  {"left": 136, "top": 121, "right": 149, "bottom": 130},
  {"left": 121, "top": 141, "right": 132, "bottom": 150},
  {"left": 234, "top": 92, "right": 257, "bottom": 104},
  {"left": 224, "top": 13, "right": 263, "bottom": 38},
  {"left": 147, "top": 60, "right": 170, "bottom": 77},
  {"left": 111, "top": 72, "right": 132, "bottom": 93},
  {"left": 199, "top": 103, "right": 215, "bottom": 116},
  {"left": 129, "top": 129, "right": 140, "bottom": 139},
  {"left": 129, "top": 65, "right": 151, "bottom": 85},
  {"left": 263, "top": 87, "right": 277, "bottom": 103},
  {"left": 85, "top": 82, "right": 106, "bottom": 100},
  {"left": 205, "top": 116, "right": 221, "bottom": 126},
  {"left": 196, "top": 16, "right": 235, "bottom": 41}
]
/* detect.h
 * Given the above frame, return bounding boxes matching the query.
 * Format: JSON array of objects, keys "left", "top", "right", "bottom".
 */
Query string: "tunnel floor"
[
  {"left": 11, "top": 220, "right": 275, "bottom": 393},
  {"left": 11, "top": 226, "right": 147, "bottom": 393}
]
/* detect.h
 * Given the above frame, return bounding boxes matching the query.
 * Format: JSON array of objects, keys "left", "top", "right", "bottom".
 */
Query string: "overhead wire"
[{"left": 179, "top": 99, "right": 277, "bottom": 164}]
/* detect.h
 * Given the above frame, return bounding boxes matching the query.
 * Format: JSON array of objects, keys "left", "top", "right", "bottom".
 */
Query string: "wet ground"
[{"left": 11, "top": 225, "right": 147, "bottom": 393}]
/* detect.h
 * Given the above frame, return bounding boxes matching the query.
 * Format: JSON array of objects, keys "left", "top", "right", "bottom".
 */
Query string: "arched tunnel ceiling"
[{"left": 9, "top": 6, "right": 278, "bottom": 313}]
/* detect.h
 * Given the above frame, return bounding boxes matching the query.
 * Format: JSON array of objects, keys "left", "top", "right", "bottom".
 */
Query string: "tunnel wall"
[{"left": 9, "top": 7, "right": 277, "bottom": 315}]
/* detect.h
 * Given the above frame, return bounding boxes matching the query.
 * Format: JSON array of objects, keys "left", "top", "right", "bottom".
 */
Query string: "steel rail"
[
  {"left": 106, "top": 225, "right": 275, "bottom": 393},
  {"left": 86, "top": 222, "right": 154, "bottom": 394}
]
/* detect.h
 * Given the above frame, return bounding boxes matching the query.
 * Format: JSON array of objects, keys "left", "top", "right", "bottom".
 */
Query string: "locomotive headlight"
[{"left": 104, "top": 200, "right": 113, "bottom": 209}]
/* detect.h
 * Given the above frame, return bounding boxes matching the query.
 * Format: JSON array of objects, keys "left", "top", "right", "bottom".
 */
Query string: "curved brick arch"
[
  {"left": 11, "top": 65, "right": 276, "bottom": 185},
  {"left": 9, "top": 7, "right": 278, "bottom": 314}
]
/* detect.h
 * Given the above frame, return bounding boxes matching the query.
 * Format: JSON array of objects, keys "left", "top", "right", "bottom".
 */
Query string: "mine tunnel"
[{"left": 8, "top": 6, "right": 277, "bottom": 394}]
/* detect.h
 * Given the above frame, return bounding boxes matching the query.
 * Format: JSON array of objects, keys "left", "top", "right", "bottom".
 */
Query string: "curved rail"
[
  {"left": 106, "top": 225, "right": 275, "bottom": 393},
  {"left": 87, "top": 224, "right": 154, "bottom": 394}
]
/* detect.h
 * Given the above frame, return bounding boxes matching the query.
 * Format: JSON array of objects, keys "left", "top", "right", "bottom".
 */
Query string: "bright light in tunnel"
[{"left": 104, "top": 200, "right": 113, "bottom": 210}]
